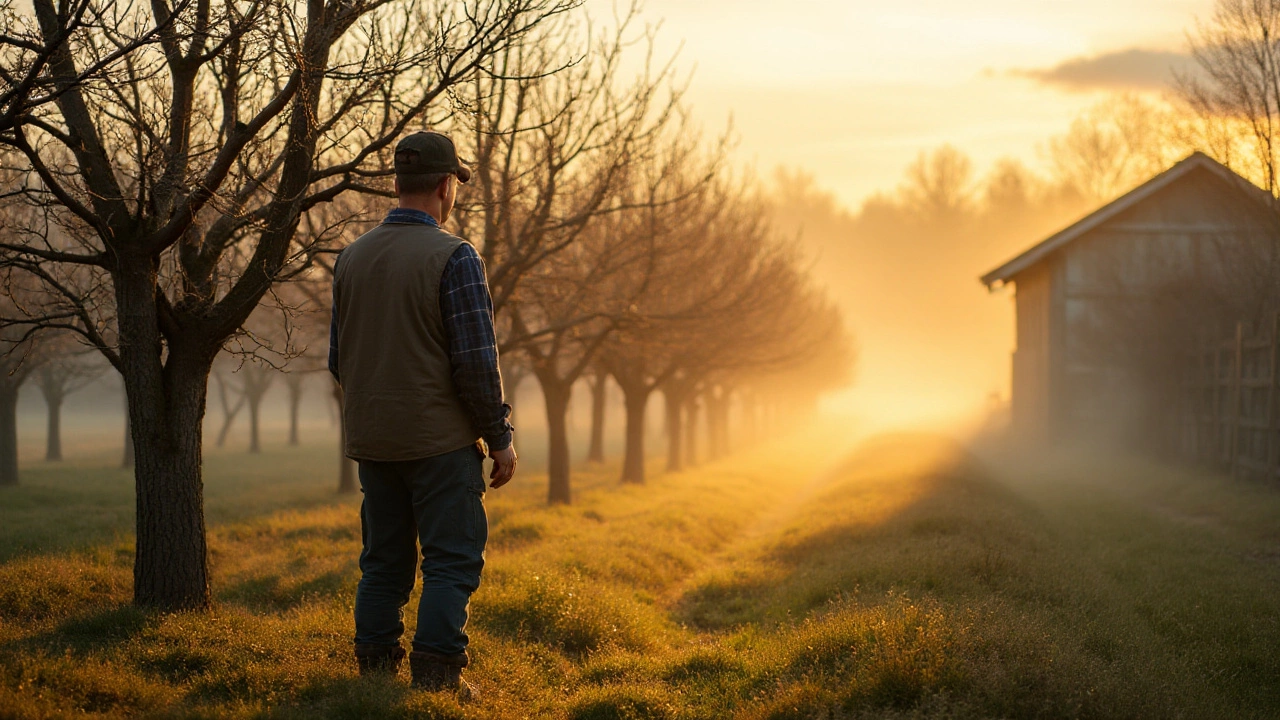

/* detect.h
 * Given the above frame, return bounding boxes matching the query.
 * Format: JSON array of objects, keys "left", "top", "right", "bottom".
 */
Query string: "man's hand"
[{"left": 489, "top": 445, "right": 517, "bottom": 489}]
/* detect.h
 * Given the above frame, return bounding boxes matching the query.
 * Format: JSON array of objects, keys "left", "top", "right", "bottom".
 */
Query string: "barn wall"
[
  {"left": 1011, "top": 262, "right": 1053, "bottom": 440},
  {"left": 1052, "top": 167, "right": 1273, "bottom": 443}
]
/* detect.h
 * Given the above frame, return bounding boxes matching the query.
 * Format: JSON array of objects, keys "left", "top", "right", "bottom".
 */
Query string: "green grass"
[
  {"left": 1, "top": 431, "right": 1279, "bottom": 718},
  {"left": 0, "top": 440, "right": 351, "bottom": 560}
]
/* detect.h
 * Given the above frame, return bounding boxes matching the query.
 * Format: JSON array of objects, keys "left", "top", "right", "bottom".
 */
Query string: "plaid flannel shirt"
[{"left": 329, "top": 208, "right": 513, "bottom": 451}]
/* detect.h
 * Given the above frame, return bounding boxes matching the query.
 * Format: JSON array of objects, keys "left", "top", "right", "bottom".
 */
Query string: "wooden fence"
[{"left": 1182, "top": 314, "right": 1280, "bottom": 477}]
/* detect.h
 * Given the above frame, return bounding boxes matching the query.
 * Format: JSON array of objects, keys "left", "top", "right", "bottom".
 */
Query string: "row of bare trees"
[
  {"left": 0, "top": 0, "right": 587, "bottom": 610},
  {"left": 0, "top": 0, "right": 851, "bottom": 613}
]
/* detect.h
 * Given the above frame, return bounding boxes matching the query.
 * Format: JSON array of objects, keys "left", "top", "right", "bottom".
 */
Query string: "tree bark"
[
  {"left": 0, "top": 383, "right": 19, "bottom": 486},
  {"left": 125, "top": 353, "right": 213, "bottom": 610},
  {"left": 43, "top": 389, "right": 63, "bottom": 461},
  {"left": 333, "top": 381, "right": 356, "bottom": 494},
  {"left": 587, "top": 371, "right": 607, "bottom": 463},
  {"left": 542, "top": 379, "right": 573, "bottom": 504},
  {"left": 663, "top": 385, "right": 685, "bottom": 473},
  {"left": 619, "top": 382, "right": 649, "bottom": 484},
  {"left": 114, "top": 258, "right": 213, "bottom": 610}
]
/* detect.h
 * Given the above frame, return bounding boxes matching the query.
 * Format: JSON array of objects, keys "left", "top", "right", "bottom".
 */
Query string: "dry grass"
[{"left": 1, "top": 431, "right": 1279, "bottom": 718}]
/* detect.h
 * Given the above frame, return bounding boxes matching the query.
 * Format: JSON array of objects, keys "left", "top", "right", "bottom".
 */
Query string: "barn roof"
[{"left": 980, "top": 151, "right": 1271, "bottom": 289}]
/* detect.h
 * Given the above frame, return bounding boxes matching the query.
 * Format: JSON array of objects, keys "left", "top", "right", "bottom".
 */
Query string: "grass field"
[{"left": 2, "top": 429, "right": 1279, "bottom": 719}]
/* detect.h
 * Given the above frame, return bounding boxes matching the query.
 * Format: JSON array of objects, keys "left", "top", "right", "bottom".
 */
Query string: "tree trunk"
[
  {"left": 542, "top": 379, "right": 573, "bottom": 504},
  {"left": 720, "top": 393, "right": 733, "bottom": 456},
  {"left": 707, "top": 388, "right": 729, "bottom": 461},
  {"left": 125, "top": 355, "right": 213, "bottom": 610},
  {"left": 286, "top": 374, "right": 304, "bottom": 446},
  {"left": 0, "top": 383, "right": 19, "bottom": 486},
  {"left": 684, "top": 396, "right": 700, "bottom": 468},
  {"left": 247, "top": 390, "right": 262, "bottom": 454},
  {"left": 114, "top": 259, "right": 213, "bottom": 610},
  {"left": 213, "top": 373, "right": 243, "bottom": 448},
  {"left": 44, "top": 390, "right": 63, "bottom": 462},
  {"left": 333, "top": 381, "right": 356, "bottom": 494},
  {"left": 587, "top": 372, "right": 607, "bottom": 463},
  {"left": 619, "top": 383, "right": 649, "bottom": 484},
  {"left": 122, "top": 393, "right": 135, "bottom": 470},
  {"left": 664, "top": 386, "right": 684, "bottom": 473}
]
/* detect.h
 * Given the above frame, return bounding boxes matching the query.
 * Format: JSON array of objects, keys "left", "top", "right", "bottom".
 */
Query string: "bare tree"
[
  {"left": 33, "top": 345, "right": 102, "bottom": 461},
  {"left": 277, "top": 284, "right": 328, "bottom": 447},
  {"left": 584, "top": 366, "right": 607, "bottom": 463},
  {"left": 1048, "top": 94, "right": 1176, "bottom": 205},
  {"left": 0, "top": 318, "right": 44, "bottom": 485},
  {"left": 0, "top": 0, "right": 573, "bottom": 609},
  {"left": 1179, "top": 0, "right": 1280, "bottom": 320},
  {"left": 899, "top": 145, "right": 976, "bottom": 223},
  {"left": 449, "top": 6, "right": 690, "bottom": 504},
  {"left": 210, "top": 363, "right": 245, "bottom": 448},
  {"left": 0, "top": 0, "right": 174, "bottom": 132},
  {"left": 1182, "top": 0, "right": 1280, "bottom": 193},
  {"left": 239, "top": 361, "right": 273, "bottom": 454}
]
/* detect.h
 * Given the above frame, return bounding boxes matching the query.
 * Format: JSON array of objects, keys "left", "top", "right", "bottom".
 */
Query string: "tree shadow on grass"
[
  {"left": 269, "top": 676, "right": 468, "bottom": 720},
  {"left": 218, "top": 568, "right": 353, "bottom": 611},
  {"left": 1, "top": 603, "right": 156, "bottom": 659},
  {"left": 673, "top": 444, "right": 1050, "bottom": 631}
]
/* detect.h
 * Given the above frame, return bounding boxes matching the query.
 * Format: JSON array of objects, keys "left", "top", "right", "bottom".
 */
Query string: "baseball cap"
[{"left": 393, "top": 131, "right": 471, "bottom": 183}]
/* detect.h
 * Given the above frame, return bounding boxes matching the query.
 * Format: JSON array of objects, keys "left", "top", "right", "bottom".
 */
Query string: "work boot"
[
  {"left": 409, "top": 650, "right": 476, "bottom": 701},
  {"left": 354, "top": 643, "right": 406, "bottom": 677}
]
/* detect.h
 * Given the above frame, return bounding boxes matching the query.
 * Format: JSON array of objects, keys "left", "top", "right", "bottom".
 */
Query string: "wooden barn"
[{"left": 982, "top": 152, "right": 1277, "bottom": 445}]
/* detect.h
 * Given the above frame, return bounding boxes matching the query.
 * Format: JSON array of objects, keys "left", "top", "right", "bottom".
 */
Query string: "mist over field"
[{"left": 4, "top": 0, "right": 1280, "bottom": 717}]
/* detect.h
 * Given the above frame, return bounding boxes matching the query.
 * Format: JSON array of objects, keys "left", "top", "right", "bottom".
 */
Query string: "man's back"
[
  {"left": 333, "top": 222, "right": 479, "bottom": 461},
  {"left": 337, "top": 132, "right": 514, "bottom": 696}
]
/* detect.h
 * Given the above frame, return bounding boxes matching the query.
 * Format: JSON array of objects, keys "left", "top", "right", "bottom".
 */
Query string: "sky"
[
  {"left": 591, "top": 0, "right": 1219, "bottom": 429},
  {"left": 613, "top": 0, "right": 1211, "bottom": 209}
]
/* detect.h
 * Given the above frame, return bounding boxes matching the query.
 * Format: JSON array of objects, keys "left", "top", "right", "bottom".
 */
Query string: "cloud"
[{"left": 1013, "top": 49, "right": 1201, "bottom": 92}]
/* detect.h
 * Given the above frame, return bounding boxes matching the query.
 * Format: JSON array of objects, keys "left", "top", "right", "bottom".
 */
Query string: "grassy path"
[{"left": 2, "top": 431, "right": 1280, "bottom": 718}]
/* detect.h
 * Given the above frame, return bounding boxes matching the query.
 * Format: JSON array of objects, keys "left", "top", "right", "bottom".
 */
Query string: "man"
[{"left": 329, "top": 130, "right": 517, "bottom": 697}]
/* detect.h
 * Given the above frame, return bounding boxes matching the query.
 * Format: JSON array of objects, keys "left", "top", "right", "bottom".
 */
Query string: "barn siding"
[
  {"left": 1004, "top": 163, "right": 1277, "bottom": 445},
  {"left": 1011, "top": 262, "right": 1053, "bottom": 440}
]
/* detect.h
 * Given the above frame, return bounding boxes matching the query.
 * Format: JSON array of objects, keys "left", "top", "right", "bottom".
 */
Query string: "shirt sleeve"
[{"left": 439, "top": 243, "right": 514, "bottom": 451}]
